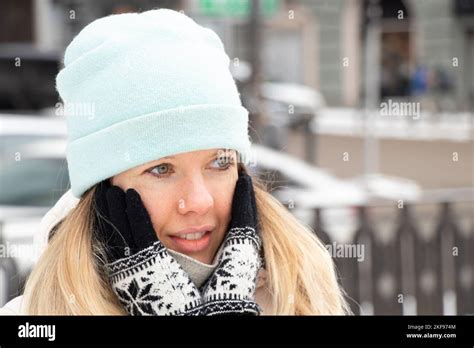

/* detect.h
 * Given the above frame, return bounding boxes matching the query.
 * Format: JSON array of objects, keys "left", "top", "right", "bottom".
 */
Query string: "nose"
[{"left": 177, "top": 174, "right": 214, "bottom": 216}]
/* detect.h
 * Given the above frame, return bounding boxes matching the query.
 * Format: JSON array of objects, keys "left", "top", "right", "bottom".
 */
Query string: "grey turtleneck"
[{"left": 167, "top": 241, "right": 225, "bottom": 288}]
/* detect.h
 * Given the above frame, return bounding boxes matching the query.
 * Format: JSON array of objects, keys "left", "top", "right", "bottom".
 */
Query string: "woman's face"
[{"left": 111, "top": 148, "right": 238, "bottom": 264}]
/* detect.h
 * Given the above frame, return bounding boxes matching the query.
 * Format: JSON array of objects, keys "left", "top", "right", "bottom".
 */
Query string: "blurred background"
[{"left": 0, "top": 0, "right": 472, "bottom": 315}]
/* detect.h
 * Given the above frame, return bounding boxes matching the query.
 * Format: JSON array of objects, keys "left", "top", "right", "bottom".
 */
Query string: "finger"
[
  {"left": 125, "top": 189, "right": 159, "bottom": 249},
  {"left": 93, "top": 180, "right": 119, "bottom": 247},
  {"left": 248, "top": 176, "right": 259, "bottom": 227},
  {"left": 94, "top": 180, "right": 111, "bottom": 223},
  {"left": 105, "top": 186, "right": 136, "bottom": 252},
  {"left": 230, "top": 173, "right": 257, "bottom": 228}
]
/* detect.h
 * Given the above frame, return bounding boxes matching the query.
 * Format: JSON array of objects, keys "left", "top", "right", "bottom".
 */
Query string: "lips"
[
  {"left": 169, "top": 225, "right": 215, "bottom": 253},
  {"left": 172, "top": 224, "right": 215, "bottom": 237},
  {"left": 177, "top": 231, "right": 208, "bottom": 240}
]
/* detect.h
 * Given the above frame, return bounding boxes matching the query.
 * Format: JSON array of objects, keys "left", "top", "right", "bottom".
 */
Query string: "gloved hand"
[
  {"left": 94, "top": 180, "right": 203, "bottom": 316},
  {"left": 200, "top": 172, "right": 264, "bottom": 315}
]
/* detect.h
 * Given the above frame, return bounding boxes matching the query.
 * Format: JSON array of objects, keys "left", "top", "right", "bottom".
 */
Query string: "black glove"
[
  {"left": 94, "top": 180, "right": 203, "bottom": 316},
  {"left": 200, "top": 172, "right": 264, "bottom": 315}
]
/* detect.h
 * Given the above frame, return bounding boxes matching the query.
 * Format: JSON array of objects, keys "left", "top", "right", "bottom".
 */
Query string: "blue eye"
[
  {"left": 149, "top": 163, "right": 171, "bottom": 177},
  {"left": 212, "top": 156, "right": 235, "bottom": 170}
]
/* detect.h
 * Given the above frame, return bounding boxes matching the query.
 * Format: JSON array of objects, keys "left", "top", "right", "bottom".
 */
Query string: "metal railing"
[{"left": 311, "top": 188, "right": 474, "bottom": 315}]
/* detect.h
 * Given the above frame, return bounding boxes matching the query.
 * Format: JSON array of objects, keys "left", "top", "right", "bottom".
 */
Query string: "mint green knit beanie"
[{"left": 56, "top": 9, "right": 252, "bottom": 198}]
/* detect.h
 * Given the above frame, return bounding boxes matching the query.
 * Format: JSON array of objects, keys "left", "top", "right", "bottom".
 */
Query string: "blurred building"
[
  {"left": 1, "top": 0, "right": 473, "bottom": 111},
  {"left": 297, "top": 0, "right": 474, "bottom": 112}
]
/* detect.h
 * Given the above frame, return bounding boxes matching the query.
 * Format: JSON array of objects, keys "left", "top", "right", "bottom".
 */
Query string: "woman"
[{"left": 0, "top": 9, "right": 349, "bottom": 315}]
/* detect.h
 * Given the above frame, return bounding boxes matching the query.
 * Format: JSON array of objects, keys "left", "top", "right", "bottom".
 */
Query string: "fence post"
[
  {"left": 451, "top": 205, "right": 474, "bottom": 314},
  {"left": 347, "top": 206, "right": 373, "bottom": 315},
  {"left": 371, "top": 206, "right": 403, "bottom": 314},
  {"left": 414, "top": 203, "right": 444, "bottom": 314},
  {"left": 397, "top": 204, "right": 418, "bottom": 315}
]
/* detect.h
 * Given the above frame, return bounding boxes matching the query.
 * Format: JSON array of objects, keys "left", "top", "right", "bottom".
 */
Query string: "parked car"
[{"left": 258, "top": 82, "right": 325, "bottom": 151}]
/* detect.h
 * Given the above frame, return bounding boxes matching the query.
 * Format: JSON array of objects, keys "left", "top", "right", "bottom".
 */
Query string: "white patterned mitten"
[{"left": 200, "top": 172, "right": 264, "bottom": 315}]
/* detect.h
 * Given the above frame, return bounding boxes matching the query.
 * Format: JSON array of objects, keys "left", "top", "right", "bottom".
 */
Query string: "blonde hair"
[{"left": 23, "top": 164, "right": 350, "bottom": 315}]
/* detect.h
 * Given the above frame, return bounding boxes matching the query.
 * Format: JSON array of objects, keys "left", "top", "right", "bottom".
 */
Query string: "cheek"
[
  {"left": 214, "top": 187, "right": 233, "bottom": 221},
  {"left": 139, "top": 188, "right": 173, "bottom": 237},
  {"left": 210, "top": 179, "right": 236, "bottom": 236}
]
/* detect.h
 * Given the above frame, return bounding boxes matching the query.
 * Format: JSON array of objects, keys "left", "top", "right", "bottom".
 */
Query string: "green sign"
[{"left": 199, "top": 0, "right": 280, "bottom": 17}]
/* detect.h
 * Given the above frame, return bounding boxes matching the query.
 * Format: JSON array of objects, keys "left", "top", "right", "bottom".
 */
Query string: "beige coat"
[{"left": 0, "top": 190, "right": 273, "bottom": 315}]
